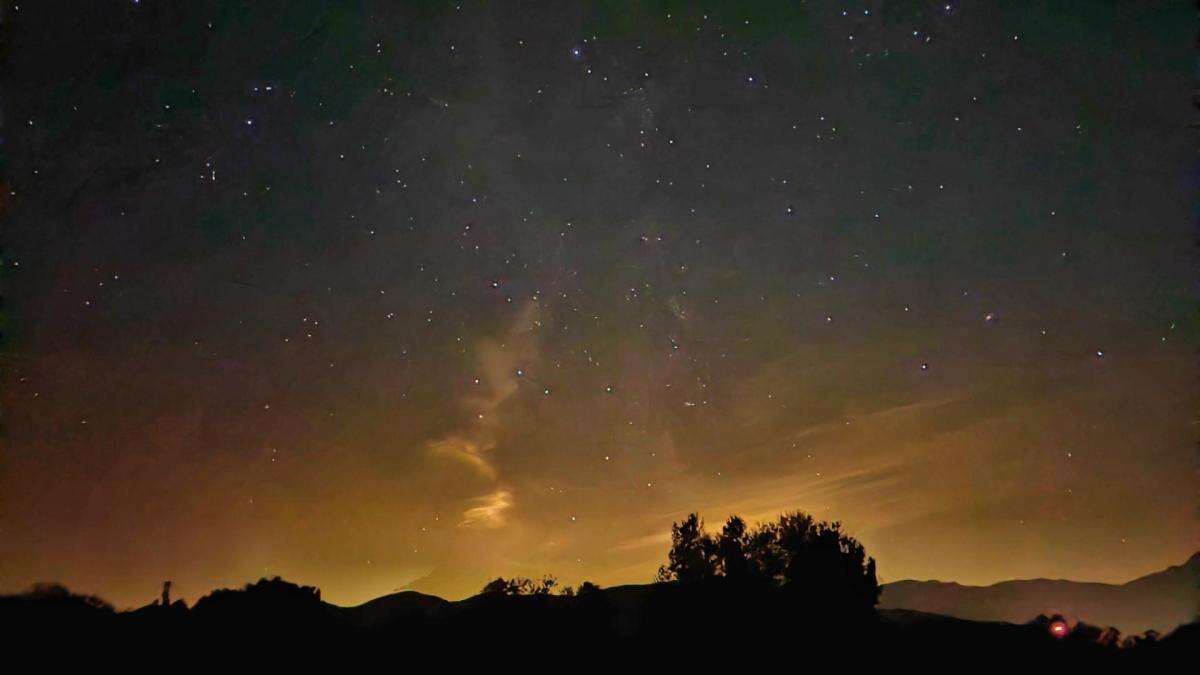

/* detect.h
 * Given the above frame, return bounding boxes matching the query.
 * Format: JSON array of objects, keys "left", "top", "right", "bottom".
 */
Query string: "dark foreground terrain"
[{"left": 2, "top": 577, "right": 1195, "bottom": 663}]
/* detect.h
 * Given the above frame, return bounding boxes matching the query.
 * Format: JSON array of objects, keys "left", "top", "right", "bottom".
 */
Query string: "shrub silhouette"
[
  {"left": 558, "top": 580, "right": 602, "bottom": 597},
  {"left": 193, "top": 576, "right": 321, "bottom": 609},
  {"left": 22, "top": 582, "right": 114, "bottom": 611},
  {"left": 481, "top": 575, "right": 560, "bottom": 596},
  {"left": 655, "top": 510, "right": 880, "bottom": 615},
  {"left": 189, "top": 576, "right": 333, "bottom": 637}
]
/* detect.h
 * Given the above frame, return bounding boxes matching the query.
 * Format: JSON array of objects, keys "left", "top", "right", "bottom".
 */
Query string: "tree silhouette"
[
  {"left": 716, "top": 516, "right": 750, "bottom": 580},
  {"left": 481, "top": 575, "right": 560, "bottom": 596},
  {"left": 745, "top": 520, "right": 785, "bottom": 581},
  {"left": 193, "top": 576, "right": 322, "bottom": 610},
  {"left": 655, "top": 513, "right": 717, "bottom": 582},
  {"left": 656, "top": 510, "right": 880, "bottom": 613},
  {"left": 482, "top": 577, "right": 515, "bottom": 595},
  {"left": 531, "top": 575, "right": 557, "bottom": 595}
]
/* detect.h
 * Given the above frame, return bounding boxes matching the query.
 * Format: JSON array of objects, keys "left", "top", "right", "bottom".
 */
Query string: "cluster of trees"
[
  {"left": 188, "top": 576, "right": 326, "bottom": 625},
  {"left": 655, "top": 511, "right": 880, "bottom": 613},
  {"left": 477, "top": 510, "right": 878, "bottom": 614},
  {"left": 481, "top": 575, "right": 602, "bottom": 598},
  {"left": 1031, "top": 613, "right": 1162, "bottom": 650}
]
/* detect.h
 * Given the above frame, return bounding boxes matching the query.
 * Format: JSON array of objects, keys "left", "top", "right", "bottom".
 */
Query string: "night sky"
[{"left": 2, "top": 1, "right": 1196, "bottom": 609}]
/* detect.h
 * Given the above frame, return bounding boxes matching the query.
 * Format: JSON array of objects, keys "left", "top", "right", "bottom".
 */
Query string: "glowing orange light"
[{"left": 1049, "top": 620, "right": 1069, "bottom": 638}]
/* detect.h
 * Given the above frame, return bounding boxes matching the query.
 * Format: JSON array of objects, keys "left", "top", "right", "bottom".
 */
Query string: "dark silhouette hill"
[
  {"left": 5, "top": 576, "right": 1196, "bottom": 663},
  {"left": 3, "top": 512, "right": 1194, "bottom": 661},
  {"left": 0, "top": 582, "right": 115, "bottom": 634},
  {"left": 337, "top": 589, "right": 452, "bottom": 628},
  {"left": 880, "top": 552, "right": 1200, "bottom": 634}
]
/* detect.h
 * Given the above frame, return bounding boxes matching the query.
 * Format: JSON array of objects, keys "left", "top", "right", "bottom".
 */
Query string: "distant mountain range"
[
  {"left": 879, "top": 553, "right": 1200, "bottom": 635},
  {"left": 335, "top": 583, "right": 660, "bottom": 632},
  {"left": 343, "top": 555, "right": 1200, "bottom": 636}
]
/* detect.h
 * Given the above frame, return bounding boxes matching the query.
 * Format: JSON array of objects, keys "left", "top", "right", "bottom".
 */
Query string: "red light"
[{"left": 1049, "top": 620, "right": 1069, "bottom": 638}]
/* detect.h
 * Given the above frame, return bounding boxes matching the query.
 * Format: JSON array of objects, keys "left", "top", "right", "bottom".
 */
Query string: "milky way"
[{"left": 1, "top": 1, "right": 1195, "bottom": 608}]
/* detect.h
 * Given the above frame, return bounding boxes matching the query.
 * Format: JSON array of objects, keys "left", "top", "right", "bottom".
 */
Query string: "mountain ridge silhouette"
[
  {"left": 4, "top": 565, "right": 1196, "bottom": 662},
  {"left": 333, "top": 554, "right": 1198, "bottom": 636},
  {"left": 879, "top": 551, "right": 1199, "bottom": 634}
]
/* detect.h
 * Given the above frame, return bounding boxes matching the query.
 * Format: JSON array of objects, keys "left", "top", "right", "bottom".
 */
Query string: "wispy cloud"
[
  {"left": 428, "top": 435, "right": 498, "bottom": 480},
  {"left": 426, "top": 301, "right": 541, "bottom": 526},
  {"left": 459, "top": 489, "right": 513, "bottom": 528}
]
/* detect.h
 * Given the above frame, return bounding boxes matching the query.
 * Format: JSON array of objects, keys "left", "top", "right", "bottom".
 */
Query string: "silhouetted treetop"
[
  {"left": 655, "top": 513, "right": 717, "bottom": 583},
  {"left": 655, "top": 511, "right": 880, "bottom": 613},
  {"left": 481, "top": 575, "right": 561, "bottom": 596},
  {"left": 192, "top": 576, "right": 323, "bottom": 615}
]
